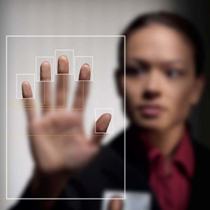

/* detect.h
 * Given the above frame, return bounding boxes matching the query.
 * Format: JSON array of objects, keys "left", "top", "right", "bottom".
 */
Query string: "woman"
[{"left": 12, "top": 11, "right": 210, "bottom": 210}]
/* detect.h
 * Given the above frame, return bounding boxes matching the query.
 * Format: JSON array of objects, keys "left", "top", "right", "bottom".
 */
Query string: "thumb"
[
  {"left": 108, "top": 198, "right": 124, "bottom": 210},
  {"left": 92, "top": 113, "right": 112, "bottom": 144}
]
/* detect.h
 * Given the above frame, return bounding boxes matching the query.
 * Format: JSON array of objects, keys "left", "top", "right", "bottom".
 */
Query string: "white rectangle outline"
[
  {"left": 16, "top": 73, "right": 36, "bottom": 99},
  {"left": 74, "top": 56, "right": 94, "bottom": 81},
  {"left": 6, "top": 35, "right": 126, "bottom": 200},
  {"left": 35, "top": 56, "right": 55, "bottom": 82},
  {"left": 54, "top": 49, "right": 75, "bottom": 75}
]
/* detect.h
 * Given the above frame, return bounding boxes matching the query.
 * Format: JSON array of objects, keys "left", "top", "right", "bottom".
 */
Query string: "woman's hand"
[
  {"left": 108, "top": 198, "right": 124, "bottom": 210},
  {"left": 21, "top": 56, "right": 111, "bottom": 206}
]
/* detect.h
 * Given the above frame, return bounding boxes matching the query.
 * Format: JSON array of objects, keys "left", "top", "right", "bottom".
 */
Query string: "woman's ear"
[
  {"left": 190, "top": 75, "right": 206, "bottom": 105},
  {"left": 114, "top": 69, "right": 124, "bottom": 97}
]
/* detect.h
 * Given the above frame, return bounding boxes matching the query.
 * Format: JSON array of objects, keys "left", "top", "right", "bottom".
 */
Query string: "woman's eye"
[
  {"left": 166, "top": 68, "right": 183, "bottom": 78},
  {"left": 126, "top": 66, "right": 147, "bottom": 76}
]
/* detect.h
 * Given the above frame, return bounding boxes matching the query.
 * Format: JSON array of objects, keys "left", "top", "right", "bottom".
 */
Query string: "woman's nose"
[{"left": 143, "top": 71, "right": 162, "bottom": 99}]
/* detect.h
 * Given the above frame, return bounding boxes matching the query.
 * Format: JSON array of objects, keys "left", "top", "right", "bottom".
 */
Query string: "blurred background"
[{"left": 0, "top": 0, "right": 209, "bottom": 209}]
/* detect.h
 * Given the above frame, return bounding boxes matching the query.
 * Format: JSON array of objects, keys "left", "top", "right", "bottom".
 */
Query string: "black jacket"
[{"left": 11, "top": 126, "right": 210, "bottom": 210}]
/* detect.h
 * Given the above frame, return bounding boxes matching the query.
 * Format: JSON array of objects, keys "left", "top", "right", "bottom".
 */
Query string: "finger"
[
  {"left": 108, "top": 199, "right": 123, "bottom": 210},
  {"left": 72, "top": 64, "right": 91, "bottom": 112},
  {"left": 22, "top": 81, "right": 36, "bottom": 122},
  {"left": 56, "top": 55, "right": 69, "bottom": 108},
  {"left": 40, "top": 61, "right": 51, "bottom": 114},
  {"left": 92, "top": 113, "right": 112, "bottom": 144}
]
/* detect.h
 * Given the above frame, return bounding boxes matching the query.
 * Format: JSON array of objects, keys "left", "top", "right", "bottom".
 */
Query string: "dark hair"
[{"left": 118, "top": 11, "right": 205, "bottom": 76}]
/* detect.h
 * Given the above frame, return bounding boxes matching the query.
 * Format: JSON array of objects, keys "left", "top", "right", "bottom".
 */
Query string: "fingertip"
[
  {"left": 83, "top": 63, "right": 90, "bottom": 67},
  {"left": 104, "top": 113, "right": 112, "bottom": 120},
  {"left": 59, "top": 55, "right": 68, "bottom": 60},
  {"left": 22, "top": 80, "right": 30, "bottom": 86},
  {"left": 40, "top": 61, "right": 51, "bottom": 81},
  {"left": 58, "top": 55, "right": 69, "bottom": 74},
  {"left": 79, "top": 63, "right": 91, "bottom": 80},
  {"left": 108, "top": 198, "right": 124, "bottom": 210},
  {"left": 102, "top": 113, "right": 112, "bottom": 125},
  {"left": 22, "top": 81, "right": 33, "bottom": 98},
  {"left": 41, "top": 61, "right": 50, "bottom": 68},
  {"left": 96, "top": 113, "right": 112, "bottom": 133}
]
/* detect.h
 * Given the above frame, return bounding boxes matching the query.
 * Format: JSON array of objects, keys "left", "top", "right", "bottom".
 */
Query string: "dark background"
[{"left": 176, "top": 0, "right": 210, "bottom": 147}]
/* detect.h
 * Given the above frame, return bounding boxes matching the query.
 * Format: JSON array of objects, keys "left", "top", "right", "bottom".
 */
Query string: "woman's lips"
[{"left": 138, "top": 105, "right": 164, "bottom": 118}]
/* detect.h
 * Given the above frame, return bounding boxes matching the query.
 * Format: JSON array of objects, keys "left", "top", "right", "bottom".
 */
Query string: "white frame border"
[{"left": 6, "top": 35, "right": 126, "bottom": 200}]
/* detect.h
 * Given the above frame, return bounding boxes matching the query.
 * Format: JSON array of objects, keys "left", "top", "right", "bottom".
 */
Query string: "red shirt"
[{"left": 140, "top": 129, "right": 195, "bottom": 210}]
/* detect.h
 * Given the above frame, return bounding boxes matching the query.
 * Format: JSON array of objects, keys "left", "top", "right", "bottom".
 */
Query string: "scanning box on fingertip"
[{"left": 16, "top": 74, "right": 35, "bottom": 99}]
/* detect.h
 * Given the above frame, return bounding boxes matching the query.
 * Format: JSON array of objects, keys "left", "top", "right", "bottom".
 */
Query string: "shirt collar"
[
  {"left": 173, "top": 129, "right": 195, "bottom": 178},
  {"left": 139, "top": 128, "right": 195, "bottom": 178}
]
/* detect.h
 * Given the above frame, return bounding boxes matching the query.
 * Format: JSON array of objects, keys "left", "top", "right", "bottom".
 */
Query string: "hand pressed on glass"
[{"left": 21, "top": 55, "right": 111, "bottom": 205}]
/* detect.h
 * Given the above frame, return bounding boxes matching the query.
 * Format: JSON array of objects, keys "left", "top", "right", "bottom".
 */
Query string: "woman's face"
[{"left": 120, "top": 23, "right": 204, "bottom": 131}]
